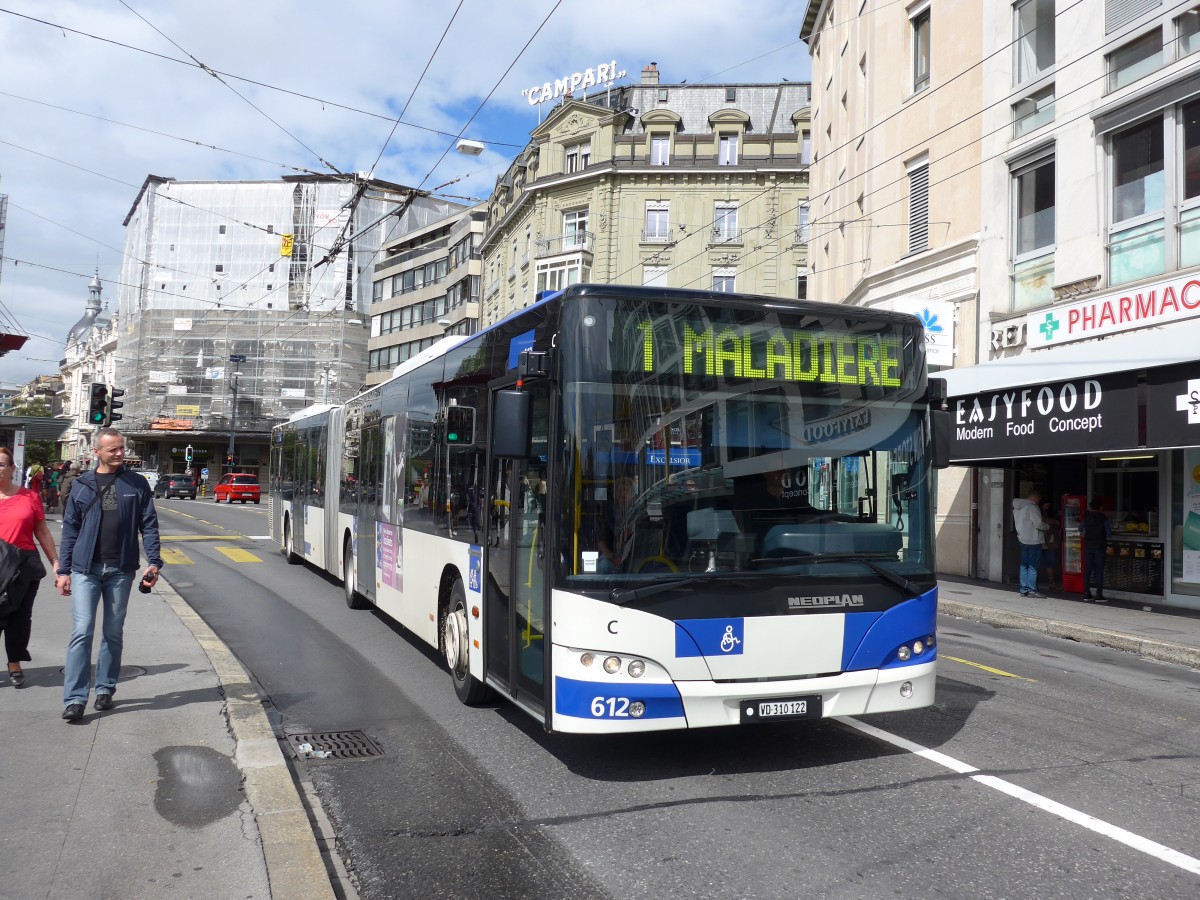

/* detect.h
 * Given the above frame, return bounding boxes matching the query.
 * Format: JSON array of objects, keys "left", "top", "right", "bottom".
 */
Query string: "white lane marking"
[
  {"left": 244, "top": 535, "right": 273, "bottom": 540},
  {"left": 838, "top": 716, "right": 1200, "bottom": 876}
]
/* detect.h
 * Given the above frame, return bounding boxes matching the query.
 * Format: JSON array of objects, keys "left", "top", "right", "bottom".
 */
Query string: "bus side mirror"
[
  {"left": 931, "top": 409, "right": 951, "bottom": 469},
  {"left": 493, "top": 390, "right": 531, "bottom": 458}
]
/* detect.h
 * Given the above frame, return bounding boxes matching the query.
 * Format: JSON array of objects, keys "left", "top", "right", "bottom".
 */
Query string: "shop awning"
[{"left": 940, "top": 319, "right": 1200, "bottom": 398}]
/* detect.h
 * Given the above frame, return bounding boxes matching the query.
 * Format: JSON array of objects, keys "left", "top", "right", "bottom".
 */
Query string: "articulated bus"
[{"left": 270, "top": 284, "right": 950, "bottom": 734}]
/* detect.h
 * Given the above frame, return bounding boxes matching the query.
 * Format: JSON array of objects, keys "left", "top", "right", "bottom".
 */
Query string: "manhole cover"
[
  {"left": 58, "top": 665, "right": 147, "bottom": 678},
  {"left": 285, "top": 730, "right": 384, "bottom": 762}
]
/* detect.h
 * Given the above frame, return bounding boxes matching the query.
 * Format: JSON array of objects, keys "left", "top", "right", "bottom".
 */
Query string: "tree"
[{"left": 8, "top": 398, "right": 57, "bottom": 464}]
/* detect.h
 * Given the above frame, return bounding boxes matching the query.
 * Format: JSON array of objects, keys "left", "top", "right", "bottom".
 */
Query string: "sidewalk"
[
  {"left": 3, "top": 534, "right": 1197, "bottom": 900},
  {"left": 938, "top": 575, "right": 1200, "bottom": 671},
  {"left": 0, "top": 518, "right": 332, "bottom": 900}
]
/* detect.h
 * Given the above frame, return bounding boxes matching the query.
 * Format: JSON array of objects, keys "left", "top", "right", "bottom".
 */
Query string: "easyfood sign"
[{"left": 1026, "top": 271, "right": 1200, "bottom": 348}]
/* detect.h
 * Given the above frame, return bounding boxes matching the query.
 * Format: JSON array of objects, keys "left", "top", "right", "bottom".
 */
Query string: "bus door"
[
  {"left": 356, "top": 421, "right": 380, "bottom": 601},
  {"left": 485, "top": 383, "right": 550, "bottom": 715}
]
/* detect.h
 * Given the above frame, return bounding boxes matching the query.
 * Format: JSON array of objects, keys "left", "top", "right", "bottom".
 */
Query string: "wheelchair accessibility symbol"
[{"left": 720, "top": 625, "right": 742, "bottom": 653}]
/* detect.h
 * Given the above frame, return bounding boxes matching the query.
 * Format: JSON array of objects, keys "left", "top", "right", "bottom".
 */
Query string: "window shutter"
[
  {"left": 1105, "top": 0, "right": 1160, "bottom": 33},
  {"left": 908, "top": 164, "right": 930, "bottom": 254}
]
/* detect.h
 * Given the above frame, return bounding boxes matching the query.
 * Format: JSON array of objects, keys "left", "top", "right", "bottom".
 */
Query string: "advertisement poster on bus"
[{"left": 378, "top": 522, "right": 402, "bottom": 590}]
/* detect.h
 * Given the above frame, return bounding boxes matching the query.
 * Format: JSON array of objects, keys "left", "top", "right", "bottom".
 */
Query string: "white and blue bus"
[{"left": 270, "top": 284, "right": 951, "bottom": 733}]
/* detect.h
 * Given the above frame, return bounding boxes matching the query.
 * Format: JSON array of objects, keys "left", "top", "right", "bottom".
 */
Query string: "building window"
[
  {"left": 725, "top": 87, "right": 737, "bottom": 103},
  {"left": 563, "top": 209, "right": 589, "bottom": 248},
  {"left": 712, "top": 266, "right": 736, "bottom": 292},
  {"left": 565, "top": 141, "right": 591, "bottom": 173},
  {"left": 1180, "top": 7, "right": 1200, "bottom": 57},
  {"left": 1110, "top": 116, "right": 1165, "bottom": 285},
  {"left": 1108, "top": 29, "right": 1163, "bottom": 92},
  {"left": 658, "top": 88, "right": 669, "bottom": 102},
  {"left": 269, "top": 263, "right": 275, "bottom": 272},
  {"left": 1105, "top": 0, "right": 1160, "bottom": 34},
  {"left": 714, "top": 202, "right": 740, "bottom": 242},
  {"left": 643, "top": 265, "right": 667, "bottom": 287},
  {"left": 801, "top": 129, "right": 812, "bottom": 165},
  {"left": 1014, "top": 0, "right": 1055, "bottom": 85},
  {"left": 1013, "top": 84, "right": 1055, "bottom": 138},
  {"left": 718, "top": 133, "right": 739, "bottom": 165},
  {"left": 644, "top": 201, "right": 670, "bottom": 241},
  {"left": 912, "top": 6, "right": 931, "bottom": 93},
  {"left": 907, "top": 160, "right": 930, "bottom": 254},
  {"left": 797, "top": 270, "right": 808, "bottom": 300},
  {"left": 267, "top": 225, "right": 274, "bottom": 234},
  {"left": 219, "top": 225, "right": 227, "bottom": 235},
  {"left": 797, "top": 204, "right": 810, "bottom": 244},
  {"left": 650, "top": 134, "right": 670, "bottom": 165},
  {"left": 215, "top": 264, "right": 223, "bottom": 273},
  {"left": 1012, "top": 157, "right": 1055, "bottom": 310}
]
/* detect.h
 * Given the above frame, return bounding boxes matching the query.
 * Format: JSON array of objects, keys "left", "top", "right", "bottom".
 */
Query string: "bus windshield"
[{"left": 558, "top": 295, "right": 935, "bottom": 595}]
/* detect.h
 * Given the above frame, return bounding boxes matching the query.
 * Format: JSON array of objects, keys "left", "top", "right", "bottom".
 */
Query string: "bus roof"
[{"left": 285, "top": 402, "right": 338, "bottom": 424}]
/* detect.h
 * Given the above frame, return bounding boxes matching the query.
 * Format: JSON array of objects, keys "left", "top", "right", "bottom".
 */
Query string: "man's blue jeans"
[
  {"left": 64, "top": 565, "right": 136, "bottom": 707},
  {"left": 1018, "top": 542, "right": 1041, "bottom": 594}
]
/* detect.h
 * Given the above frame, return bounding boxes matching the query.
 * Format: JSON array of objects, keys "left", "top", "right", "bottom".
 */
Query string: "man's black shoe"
[
  {"left": 1095, "top": 594, "right": 1107, "bottom": 604},
  {"left": 94, "top": 694, "right": 114, "bottom": 711},
  {"left": 62, "top": 704, "right": 84, "bottom": 721}
]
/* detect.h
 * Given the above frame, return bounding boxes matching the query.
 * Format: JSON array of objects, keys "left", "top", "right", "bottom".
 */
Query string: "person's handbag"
[{"left": 0, "top": 539, "right": 24, "bottom": 619}]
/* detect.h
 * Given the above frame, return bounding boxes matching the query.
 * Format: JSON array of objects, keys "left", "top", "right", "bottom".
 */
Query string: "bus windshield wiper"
[
  {"left": 751, "top": 553, "right": 925, "bottom": 598},
  {"left": 610, "top": 574, "right": 774, "bottom": 606}
]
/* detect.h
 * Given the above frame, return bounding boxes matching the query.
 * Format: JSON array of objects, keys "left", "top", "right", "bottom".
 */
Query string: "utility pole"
[
  {"left": 227, "top": 355, "right": 245, "bottom": 470},
  {"left": 321, "top": 364, "right": 332, "bottom": 404}
]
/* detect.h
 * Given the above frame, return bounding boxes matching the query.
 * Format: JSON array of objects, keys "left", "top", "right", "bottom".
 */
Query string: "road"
[{"left": 156, "top": 498, "right": 1200, "bottom": 900}]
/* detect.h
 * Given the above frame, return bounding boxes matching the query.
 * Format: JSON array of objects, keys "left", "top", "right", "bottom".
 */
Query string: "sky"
[{"left": 0, "top": 0, "right": 812, "bottom": 388}]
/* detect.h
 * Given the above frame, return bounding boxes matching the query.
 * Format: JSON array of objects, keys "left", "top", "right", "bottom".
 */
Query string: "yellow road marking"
[
  {"left": 215, "top": 546, "right": 262, "bottom": 563},
  {"left": 162, "top": 534, "right": 247, "bottom": 542},
  {"left": 165, "top": 509, "right": 199, "bottom": 520},
  {"left": 160, "top": 547, "right": 194, "bottom": 565},
  {"left": 942, "top": 654, "right": 1037, "bottom": 682}
]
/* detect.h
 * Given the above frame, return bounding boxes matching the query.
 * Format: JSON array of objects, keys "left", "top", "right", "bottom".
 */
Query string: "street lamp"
[{"left": 227, "top": 354, "right": 245, "bottom": 469}]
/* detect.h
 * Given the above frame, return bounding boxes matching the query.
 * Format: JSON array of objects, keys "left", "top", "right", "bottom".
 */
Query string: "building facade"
[
  {"left": 805, "top": 1, "right": 1200, "bottom": 612},
  {"left": 367, "top": 201, "right": 484, "bottom": 385},
  {"left": 115, "top": 175, "right": 405, "bottom": 479},
  {"left": 479, "top": 64, "right": 812, "bottom": 323},
  {"left": 58, "top": 272, "right": 118, "bottom": 464}
]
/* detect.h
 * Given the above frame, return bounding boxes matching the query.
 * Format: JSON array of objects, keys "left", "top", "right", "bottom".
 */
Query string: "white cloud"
[{"left": 0, "top": 0, "right": 811, "bottom": 386}]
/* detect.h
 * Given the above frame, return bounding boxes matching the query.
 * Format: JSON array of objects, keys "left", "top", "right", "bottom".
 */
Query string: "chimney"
[{"left": 641, "top": 62, "right": 660, "bottom": 86}]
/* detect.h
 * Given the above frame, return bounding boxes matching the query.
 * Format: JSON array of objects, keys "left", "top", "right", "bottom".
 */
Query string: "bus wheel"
[
  {"left": 283, "top": 518, "right": 301, "bottom": 565},
  {"left": 442, "top": 580, "right": 490, "bottom": 705},
  {"left": 343, "top": 537, "right": 368, "bottom": 610}
]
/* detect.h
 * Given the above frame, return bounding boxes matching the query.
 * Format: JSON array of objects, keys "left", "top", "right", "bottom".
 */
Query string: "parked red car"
[{"left": 214, "top": 472, "right": 261, "bottom": 504}]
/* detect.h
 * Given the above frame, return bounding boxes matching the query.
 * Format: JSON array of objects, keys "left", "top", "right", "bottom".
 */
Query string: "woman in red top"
[{"left": 0, "top": 446, "right": 60, "bottom": 686}]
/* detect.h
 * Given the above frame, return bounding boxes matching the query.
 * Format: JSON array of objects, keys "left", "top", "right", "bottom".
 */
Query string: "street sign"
[
  {"left": 200, "top": 467, "right": 209, "bottom": 478},
  {"left": 229, "top": 354, "right": 246, "bottom": 362}
]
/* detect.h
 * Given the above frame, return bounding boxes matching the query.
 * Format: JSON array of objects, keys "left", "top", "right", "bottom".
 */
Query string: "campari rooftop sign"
[
  {"left": 1025, "top": 271, "right": 1200, "bottom": 349},
  {"left": 521, "top": 60, "right": 628, "bottom": 105}
]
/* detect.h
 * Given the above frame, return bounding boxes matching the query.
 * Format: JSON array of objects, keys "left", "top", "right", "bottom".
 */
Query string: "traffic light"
[
  {"left": 445, "top": 406, "right": 475, "bottom": 445},
  {"left": 106, "top": 387, "right": 125, "bottom": 425},
  {"left": 87, "top": 383, "right": 108, "bottom": 425}
]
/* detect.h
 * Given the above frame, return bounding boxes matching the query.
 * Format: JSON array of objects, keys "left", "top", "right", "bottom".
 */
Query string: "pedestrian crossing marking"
[
  {"left": 215, "top": 546, "right": 262, "bottom": 563},
  {"left": 161, "top": 547, "right": 194, "bottom": 565}
]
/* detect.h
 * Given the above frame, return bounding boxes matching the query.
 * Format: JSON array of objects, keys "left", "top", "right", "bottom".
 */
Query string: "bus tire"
[
  {"left": 442, "top": 579, "right": 490, "bottom": 705},
  {"left": 283, "top": 517, "right": 301, "bottom": 565},
  {"left": 343, "top": 537, "right": 369, "bottom": 610}
]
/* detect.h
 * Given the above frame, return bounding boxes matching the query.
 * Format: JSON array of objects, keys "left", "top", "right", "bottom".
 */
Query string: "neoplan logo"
[{"left": 788, "top": 593, "right": 865, "bottom": 609}]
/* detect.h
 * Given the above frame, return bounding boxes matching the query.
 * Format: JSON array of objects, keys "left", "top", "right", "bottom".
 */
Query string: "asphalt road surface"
[{"left": 157, "top": 498, "right": 1200, "bottom": 900}]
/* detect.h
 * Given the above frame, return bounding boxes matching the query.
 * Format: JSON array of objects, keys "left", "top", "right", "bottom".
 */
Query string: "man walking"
[
  {"left": 1080, "top": 498, "right": 1112, "bottom": 603},
  {"left": 1012, "top": 489, "right": 1048, "bottom": 598},
  {"left": 55, "top": 428, "right": 163, "bottom": 721}
]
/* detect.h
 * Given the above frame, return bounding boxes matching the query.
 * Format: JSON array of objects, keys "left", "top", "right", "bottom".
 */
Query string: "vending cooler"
[{"left": 1061, "top": 495, "right": 1085, "bottom": 594}]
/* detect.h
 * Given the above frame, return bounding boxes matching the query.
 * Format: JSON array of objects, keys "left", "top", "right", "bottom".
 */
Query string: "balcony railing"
[
  {"left": 537, "top": 230, "right": 595, "bottom": 255},
  {"left": 640, "top": 227, "right": 673, "bottom": 243},
  {"left": 710, "top": 228, "right": 744, "bottom": 245}
]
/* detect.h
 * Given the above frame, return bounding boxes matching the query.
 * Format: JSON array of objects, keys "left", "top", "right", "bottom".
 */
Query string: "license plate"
[{"left": 741, "top": 695, "right": 822, "bottom": 723}]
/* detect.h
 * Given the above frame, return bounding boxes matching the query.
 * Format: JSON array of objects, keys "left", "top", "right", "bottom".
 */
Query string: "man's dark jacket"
[{"left": 58, "top": 468, "right": 164, "bottom": 575}]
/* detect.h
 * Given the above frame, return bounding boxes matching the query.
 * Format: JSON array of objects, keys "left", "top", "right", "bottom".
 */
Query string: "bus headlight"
[
  {"left": 897, "top": 645, "right": 911, "bottom": 662},
  {"left": 603, "top": 656, "right": 622, "bottom": 674},
  {"left": 627, "top": 659, "right": 646, "bottom": 678},
  {"left": 580, "top": 653, "right": 595, "bottom": 667},
  {"left": 899, "top": 681, "right": 914, "bottom": 698},
  {"left": 912, "top": 640, "right": 925, "bottom": 656}
]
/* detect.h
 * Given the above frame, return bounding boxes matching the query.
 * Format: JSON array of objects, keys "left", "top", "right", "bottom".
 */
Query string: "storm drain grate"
[{"left": 286, "top": 730, "right": 384, "bottom": 762}]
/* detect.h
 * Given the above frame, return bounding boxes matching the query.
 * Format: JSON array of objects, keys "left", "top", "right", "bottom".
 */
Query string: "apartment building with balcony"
[
  {"left": 804, "top": 1, "right": 1200, "bottom": 611},
  {"left": 367, "top": 201, "right": 485, "bottom": 385},
  {"left": 478, "top": 64, "right": 812, "bottom": 324}
]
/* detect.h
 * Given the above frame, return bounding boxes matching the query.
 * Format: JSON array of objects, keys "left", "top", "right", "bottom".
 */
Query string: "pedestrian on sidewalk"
[
  {"left": 0, "top": 446, "right": 61, "bottom": 687},
  {"left": 1013, "top": 489, "right": 1049, "bottom": 598},
  {"left": 58, "top": 463, "right": 80, "bottom": 509},
  {"left": 1080, "top": 498, "right": 1112, "bottom": 603},
  {"left": 55, "top": 428, "right": 163, "bottom": 721},
  {"left": 1040, "top": 499, "right": 1062, "bottom": 591}
]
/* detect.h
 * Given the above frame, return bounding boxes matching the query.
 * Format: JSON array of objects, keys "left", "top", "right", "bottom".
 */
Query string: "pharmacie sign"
[
  {"left": 1025, "top": 271, "right": 1200, "bottom": 349},
  {"left": 949, "top": 371, "right": 1138, "bottom": 461},
  {"left": 1147, "top": 362, "right": 1200, "bottom": 449}
]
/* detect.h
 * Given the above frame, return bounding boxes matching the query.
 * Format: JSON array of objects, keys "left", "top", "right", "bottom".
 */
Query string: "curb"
[
  {"left": 939, "top": 598, "right": 1200, "bottom": 671},
  {"left": 158, "top": 580, "right": 336, "bottom": 900}
]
